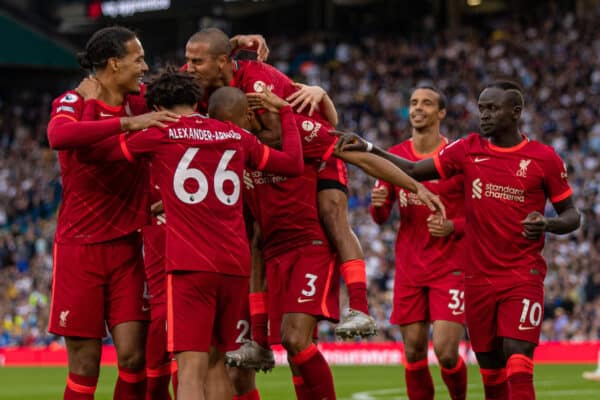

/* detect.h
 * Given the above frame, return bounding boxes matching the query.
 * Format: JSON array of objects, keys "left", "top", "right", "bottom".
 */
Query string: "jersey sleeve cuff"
[
  {"left": 550, "top": 187, "right": 573, "bottom": 204},
  {"left": 433, "top": 154, "right": 446, "bottom": 179}
]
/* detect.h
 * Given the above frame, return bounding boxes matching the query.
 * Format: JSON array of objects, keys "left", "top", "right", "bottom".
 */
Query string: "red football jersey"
[
  {"left": 112, "top": 109, "right": 301, "bottom": 276},
  {"left": 244, "top": 114, "right": 337, "bottom": 260},
  {"left": 231, "top": 60, "right": 331, "bottom": 127},
  {"left": 370, "top": 138, "right": 465, "bottom": 285},
  {"left": 434, "top": 133, "right": 573, "bottom": 283},
  {"left": 49, "top": 91, "right": 150, "bottom": 244}
]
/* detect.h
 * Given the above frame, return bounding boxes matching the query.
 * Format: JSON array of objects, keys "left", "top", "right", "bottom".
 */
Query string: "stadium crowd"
[{"left": 1, "top": 9, "right": 599, "bottom": 347}]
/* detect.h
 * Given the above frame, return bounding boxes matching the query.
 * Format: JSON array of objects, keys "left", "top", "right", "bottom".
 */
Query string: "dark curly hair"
[
  {"left": 77, "top": 26, "right": 137, "bottom": 72},
  {"left": 145, "top": 67, "right": 204, "bottom": 110}
]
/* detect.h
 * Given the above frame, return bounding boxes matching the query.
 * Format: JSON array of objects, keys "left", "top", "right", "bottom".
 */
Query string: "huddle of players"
[{"left": 46, "top": 24, "right": 580, "bottom": 400}]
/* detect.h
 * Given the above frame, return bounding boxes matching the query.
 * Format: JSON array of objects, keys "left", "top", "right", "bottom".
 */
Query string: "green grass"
[{"left": 0, "top": 365, "right": 598, "bottom": 399}]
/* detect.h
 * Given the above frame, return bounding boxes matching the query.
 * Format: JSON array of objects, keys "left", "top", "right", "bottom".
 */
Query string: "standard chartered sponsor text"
[{"left": 484, "top": 183, "right": 525, "bottom": 203}]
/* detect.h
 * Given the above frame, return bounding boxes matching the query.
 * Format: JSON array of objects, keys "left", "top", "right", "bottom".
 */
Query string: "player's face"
[
  {"left": 113, "top": 38, "right": 148, "bottom": 94},
  {"left": 186, "top": 41, "right": 224, "bottom": 90},
  {"left": 409, "top": 89, "right": 445, "bottom": 130},
  {"left": 478, "top": 88, "right": 513, "bottom": 138}
]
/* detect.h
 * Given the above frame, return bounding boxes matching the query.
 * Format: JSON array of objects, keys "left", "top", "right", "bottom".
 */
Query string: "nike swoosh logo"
[
  {"left": 518, "top": 324, "right": 536, "bottom": 331},
  {"left": 452, "top": 310, "right": 464, "bottom": 316},
  {"left": 297, "top": 297, "right": 314, "bottom": 303},
  {"left": 99, "top": 112, "right": 114, "bottom": 117},
  {"left": 474, "top": 157, "right": 490, "bottom": 163},
  {"left": 142, "top": 306, "right": 150, "bottom": 312}
]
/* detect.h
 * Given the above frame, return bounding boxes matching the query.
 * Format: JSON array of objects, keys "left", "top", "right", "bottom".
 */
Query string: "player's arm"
[
  {"left": 286, "top": 83, "right": 338, "bottom": 126},
  {"left": 333, "top": 149, "right": 445, "bottom": 217},
  {"left": 75, "top": 135, "right": 128, "bottom": 162},
  {"left": 230, "top": 34, "right": 269, "bottom": 62},
  {"left": 369, "top": 180, "right": 395, "bottom": 224},
  {"left": 333, "top": 130, "right": 440, "bottom": 181},
  {"left": 522, "top": 197, "right": 580, "bottom": 240}
]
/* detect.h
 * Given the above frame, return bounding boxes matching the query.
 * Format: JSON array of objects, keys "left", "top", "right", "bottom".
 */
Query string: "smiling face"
[
  {"left": 409, "top": 88, "right": 446, "bottom": 130},
  {"left": 185, "top": 40, "right": 226, "bottom": 91},
  {"left": 112, "top": 38, "right": 148, "bottom": 94},
  {"left": 478, "top": 87, "right": 520, "bottom": 138}
]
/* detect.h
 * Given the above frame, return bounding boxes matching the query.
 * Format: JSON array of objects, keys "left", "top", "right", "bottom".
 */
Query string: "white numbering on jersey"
[
  {"left": 301, "top": 273, "right": 318, "bottom": 297},
  {"left": 173, "top": 148, "right": 240, "bottom": 205},
  {"left": 520, "top": 298, "right": 542, "bottom": 327},
  {"left": 448, "top": 289, "right": 465, "bottom": 313},
  {"left": 235, "top": 319, "right": 250, "bottom": 343}
]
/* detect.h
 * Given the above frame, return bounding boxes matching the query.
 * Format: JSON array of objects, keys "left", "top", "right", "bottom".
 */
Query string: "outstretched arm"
[
  {"left": 332, "top": 130, "right": 440, "bottom": 181},
  {"left": 334, "top": 149, "right": 445, "bottom": 217}
]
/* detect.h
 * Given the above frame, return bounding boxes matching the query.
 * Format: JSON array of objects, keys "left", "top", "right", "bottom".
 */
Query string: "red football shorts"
[
  {"left": 466, "top": 279, "right": 544, "bottom": 352},
  {"left": 266, "top": 244, "right": 339, "bottom": 344},
  {"left": 49, "top": 232, "right": 148, "bottom": 338},
  {"left": 317, "top": 157, "right": 348, "bottom": 191},
  {"left": 167, "top": 271, "right": 249, "bottom": 353},
  {"left": 390, "top": 271, "right": 465, "bottom": 326},
  {"left": 143, "top": 224, "right": 167, "bottom": 319},
  {"left": 232, "top": 290, "right": 252, "bottom": 349},
  {"left": 142, "top": 224, "right": 170, "bottom": 368}
]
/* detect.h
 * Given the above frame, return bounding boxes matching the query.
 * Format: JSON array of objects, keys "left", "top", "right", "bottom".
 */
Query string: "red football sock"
[
  {"left": 507, "top": 354, "right": 535, "bottom": 400},
  {"left": 290, "top": 344, "right": 336, "bottom": 399},
  {"left": 440, "top": 356, "right": 467, "bottom": 400},
  {"left": 292, "top": 375, "right": 314, "bottom": 400},
  {"left": 405, "top": 359, "right": 434, "bottom": 400},
  {"left": 146, "top": 364, "right": 172, "bottom": 400},
  {"left": 114, "top": 366, "right": 146, "bottom": 400},
  {"left": 64, "top": 372, "right": 98, "bottom": 400},
  {"left": 480, "top": 367, "right": 509, "bottom": 400},
  {"left": 233, "top": 388, "right": 261, "bottom": 400},
  {"left": 171, "top": 361, "right": 178, "bottom": 399},
  {"left": 249, "top": 292, "right": 269, "bottom": 348},
  {"left": 340, "top": 259, "right": 369, "bottom": 314}
]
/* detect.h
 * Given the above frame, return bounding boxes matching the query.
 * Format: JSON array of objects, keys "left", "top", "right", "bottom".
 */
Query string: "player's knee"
[
  {"left": 228, "top": 367, "right": 255, "bottom": 394},
  {"left": 435, "top": 349, "right": 459, "bottom": 369},
  {"left": 403, "top": 346, "right": 428, "bottom": 363},
  {"left": 117, "top": 349, "right": 145, "bottom": 371},
  {"left": 503, "top": 339, "right": 535, "bottom": 359},
  {"left": 71, "top": 354, "right": 101, "bottom": 376},
  {"left": 281, "top": 331, "right": 311, "bottom": 356}
]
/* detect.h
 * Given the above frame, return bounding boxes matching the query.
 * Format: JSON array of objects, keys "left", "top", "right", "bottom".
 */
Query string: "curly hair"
[
  {"left": 145, "top": 68, "right": 204, "bottom": 110},
  {"left": 77, "top": 26, "right": 137, "bottom": 72}
]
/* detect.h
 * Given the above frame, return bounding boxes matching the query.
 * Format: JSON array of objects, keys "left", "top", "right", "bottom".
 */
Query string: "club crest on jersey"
[
  {"left": 59, "top": 310, "right": 70, "bottom": 327},
  {"left": 301, "top": 120, "right": 315, "bottom": 132},
  {"left": 252, "top": 80, "right": 273, "bottom": 93},
  {"left": 60, "top": 93, "right": 79, "bottom": 103},
  {"left": 516, "top": 159, "right": 532, "bottom": 177}
]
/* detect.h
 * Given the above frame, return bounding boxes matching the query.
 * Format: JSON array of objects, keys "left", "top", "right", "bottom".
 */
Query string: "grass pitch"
[{"left": 0, "top": 364, "right": 598, "bottom": 399}]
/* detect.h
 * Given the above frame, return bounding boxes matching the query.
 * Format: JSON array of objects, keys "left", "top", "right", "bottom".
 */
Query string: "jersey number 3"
[{"left": 174, "top": 148, "right": 240, "bottom": 205}]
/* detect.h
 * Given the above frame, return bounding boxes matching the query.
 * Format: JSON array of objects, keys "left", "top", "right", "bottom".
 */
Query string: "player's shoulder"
[
  {"left": 50, "top": 90, "right": 84, "bottom": 118},
  {"left": 52, "top": 90, "right": 82, "bottom": 106},
  {"left": 388, "top": 141, "right": 409, "bottom": 155},
  {"left": 524, "top": 137, "right": 558, "bottom": 155}
]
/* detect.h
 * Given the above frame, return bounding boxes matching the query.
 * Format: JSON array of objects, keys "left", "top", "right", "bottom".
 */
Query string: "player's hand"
[
  {"left": 230, "top": 34, "right": 270, "bottom": 62},
  {"left": 522, "top": 211, "right": 547, "bottom": 240},
  {"left": 75, "top": 76, "right": 102, "bottom": 100},
  {"left": 427, "top": 213, "right": 454, "bottom": 237},
  {"left": 371, "top": 186, "right": 389, "bottom": 207},
  {"left": 286, "top": 83, "right": 325, "bottom": 116},
  {"left": 121, "top": 111, "right": 180, "bottom": 131},
  {"left": 247, "top": 87, "right": 289, "bottom": 113},
  {"left": 415, "top": 183, "right": 446, "bottom": 218},
  {"left": 330, "top": 130, "right": 370, "bottom": 152}
]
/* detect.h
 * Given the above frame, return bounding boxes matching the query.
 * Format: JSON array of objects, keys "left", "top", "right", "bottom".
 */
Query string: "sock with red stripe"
[
  {"left": 249, "top": 292, "right": 269, "bottom": 348},
  {"left": 507, "top": 354, "right": 535, "bottom": 400},
  {"left": 290, "top": 344, "right": 336, "bottom": 399},
  {"left": 146, "top": 364, "right": 172, "bottom": 400},
  {"left": 114, "top": 366, "right": 146, "bottom": 400},
  {"left": 405, "top": 359, "right": 434, "bottom": 400},
  {"left": 292, "top": 375, "right": 314, "bottom": 400},
  {"left": 480, "top": 367, "right": 509, "bottom": 400},
  {"left": 233, "top": 388, "right": 261, "bottom": 400},
  {"left": 64, "top": 372, "right": 98, "bottom": 400},
  {"left": 340, "top": 259, "right": 369, "bottom": 315},
  {"left": 440, "top": 356, "right": 467, "bottom": 400}
]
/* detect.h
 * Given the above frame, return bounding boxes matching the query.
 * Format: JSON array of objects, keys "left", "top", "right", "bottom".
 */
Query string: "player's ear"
[
  {"left": 108, "top": 57, "right": 119, "bottom": 72},
  {"left": 216, "top": 54, "right": 228, "bottom": 69},
  {"left": 512, "top": 105, "right": 522, "bottom": 121},
  {"left": 438, "top": 108, "right": 447, "bottom": 120}
]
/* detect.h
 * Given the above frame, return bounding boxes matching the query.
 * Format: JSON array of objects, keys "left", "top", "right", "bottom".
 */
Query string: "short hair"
[
  {"left": 145, "top": 68, "right": 203, "bottom": 110},
  {"left": 414, "top": 85, "right": 447, "bottom": 110},
  {"left": 486, "top": 80, "right": 524, "bottom": 108},
  {"left": 77, "top": 26, "right": 137, "bottom": 72},
  {"left": 187, "top": 28, "right": 232, "bottom": 58},
  {"left": 208, "top": 87, "right": 247, "bottom": 120}
]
